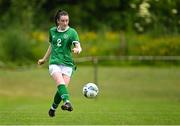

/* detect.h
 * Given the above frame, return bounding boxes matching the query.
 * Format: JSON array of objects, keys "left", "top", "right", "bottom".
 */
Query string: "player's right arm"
[{"left": 38, "top": 44, "right": 51, "bottom": 65}]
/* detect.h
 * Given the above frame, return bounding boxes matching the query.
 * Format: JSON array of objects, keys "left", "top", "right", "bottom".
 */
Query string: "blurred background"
[
  {"left": 0, "top": 0, "right": 180, "bottom": 67},
  {"left": 0, "top": 0, "right": 180, "bottom": 125}
]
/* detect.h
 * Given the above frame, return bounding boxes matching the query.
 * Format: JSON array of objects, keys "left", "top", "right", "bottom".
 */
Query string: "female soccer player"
[{"left": 38, "top": 10, "right": 82, "bottom": 117}]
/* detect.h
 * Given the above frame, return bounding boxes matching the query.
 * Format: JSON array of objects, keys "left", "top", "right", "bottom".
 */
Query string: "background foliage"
[{"left": 0, "top": 0, "right": 179, "bottom": 66}]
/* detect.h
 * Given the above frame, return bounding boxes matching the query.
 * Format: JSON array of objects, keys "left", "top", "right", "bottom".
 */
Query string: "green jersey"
[{"left": 49, "top": 26, "right": 79, "bottom": 67}]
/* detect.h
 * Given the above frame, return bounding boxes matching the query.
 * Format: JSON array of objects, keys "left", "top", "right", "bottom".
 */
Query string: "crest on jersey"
[{"left": 64, "top": 34, "right": 68, "bottom": 39}]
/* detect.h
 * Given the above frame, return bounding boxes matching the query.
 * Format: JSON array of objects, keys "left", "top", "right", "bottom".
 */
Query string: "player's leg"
[
  {"left": 48, "top": 65, "right": 68, "bottom": 117},
  {"left": 59, "top": 65, "right": 74, "bottom": 111},
  {"left": 49, "top": 65, "right": 70, "bottom": 101},
  {"left": 53, "top": 72, "right": 73, "bottom": 112},
  {"left": 63, "top": 74, "right": 70, "bottom": 85},
  {"left": 61, "top": 74, "right": 73, "bottom": 111},
  {"left": 50, "top": 76, "right": 70, "bottom": 110},
  {"left": 48, "top": 65, "right": 73, "bottom": 117},
  {"left": 48, "top": 90, "right": 61, "bottom": 117}
]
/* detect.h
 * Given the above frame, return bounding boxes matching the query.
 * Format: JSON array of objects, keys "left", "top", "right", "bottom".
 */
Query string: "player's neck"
[{"left": 57, "top": 26, "right": 69, "bottom": 32}]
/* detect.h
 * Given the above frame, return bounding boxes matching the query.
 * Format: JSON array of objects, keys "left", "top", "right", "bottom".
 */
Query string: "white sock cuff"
[{"left": 51, "top": 106, "right": 56, "bottom": 110}]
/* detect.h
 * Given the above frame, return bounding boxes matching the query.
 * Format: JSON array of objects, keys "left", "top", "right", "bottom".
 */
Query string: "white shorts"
[{"left": 49, "top": 64, "right": 73, "bottom": 77}]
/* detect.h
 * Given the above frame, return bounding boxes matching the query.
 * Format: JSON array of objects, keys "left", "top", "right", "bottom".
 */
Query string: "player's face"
[{"left": 57, "top": 15, "right": 69, "bottom": 30}]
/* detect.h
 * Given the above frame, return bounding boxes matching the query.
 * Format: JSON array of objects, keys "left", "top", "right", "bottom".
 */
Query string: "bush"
[
  {"left": 0, "top": 27, "right": 179, "bottom": 67},
  {"left": 0, "top": 27, "right": 35, "bottom": 65},
  {"left": 127, "top": 34, "right": 180, "bottom": 56}
]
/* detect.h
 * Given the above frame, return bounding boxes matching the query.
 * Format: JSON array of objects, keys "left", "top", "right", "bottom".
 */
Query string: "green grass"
[{"left": 0, "top": 66, "right": 180, "bottom": 125}]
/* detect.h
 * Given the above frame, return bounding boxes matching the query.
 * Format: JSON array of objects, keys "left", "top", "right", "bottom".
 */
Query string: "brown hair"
[{"left": 55, "top": 10, "right": 69, "bottom": 26}]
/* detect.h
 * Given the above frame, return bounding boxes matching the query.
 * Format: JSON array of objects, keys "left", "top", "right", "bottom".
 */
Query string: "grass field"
[{"left": 0, "top": 66, "right": 180, "bottom": 125}]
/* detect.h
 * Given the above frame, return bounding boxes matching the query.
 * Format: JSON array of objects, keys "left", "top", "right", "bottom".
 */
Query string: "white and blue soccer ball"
[{"left": 83, "top": 83, "right": 99, "bottom": 98}]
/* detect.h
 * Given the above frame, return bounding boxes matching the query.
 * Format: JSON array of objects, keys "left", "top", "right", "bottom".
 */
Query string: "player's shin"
[
  {"left": 51, "top": 91, "right": 62, "bottom": 110},
  {"left": 57, "top": 84, "right": 70, "bottom": 103}
]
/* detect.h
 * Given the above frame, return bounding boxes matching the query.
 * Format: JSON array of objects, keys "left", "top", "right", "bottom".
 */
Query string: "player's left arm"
[
  {"left": 71, "top": 29, "right": 82, "bottom": 54},
  {"left": 72, "top": 42, "right": 82, "bottom": 54}
]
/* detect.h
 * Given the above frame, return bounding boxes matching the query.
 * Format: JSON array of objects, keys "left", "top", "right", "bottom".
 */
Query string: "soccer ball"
[{"left": 83, "top": 83, "right": 99, "bottom": 98}]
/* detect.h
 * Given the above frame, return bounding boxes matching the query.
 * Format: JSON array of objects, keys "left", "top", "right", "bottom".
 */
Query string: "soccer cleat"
[
  {"left": 48, "top": 108, "right": 55, "bottom": 117},
  {"left": 61, "top": 102, "right": 73, "bottom": 112}
]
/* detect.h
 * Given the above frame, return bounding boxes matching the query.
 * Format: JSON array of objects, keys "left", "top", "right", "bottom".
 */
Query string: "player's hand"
[
  {"left": 72, "top": 47, "right": 82, "bottom": 54},
  {"left": 38, "top": 59, "right": 46, "bottom": 65}
]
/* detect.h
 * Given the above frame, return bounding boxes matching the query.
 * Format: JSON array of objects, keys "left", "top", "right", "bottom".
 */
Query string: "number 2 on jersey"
[{"left": 57, "top": 39, "right": 62, "bottom": 47}]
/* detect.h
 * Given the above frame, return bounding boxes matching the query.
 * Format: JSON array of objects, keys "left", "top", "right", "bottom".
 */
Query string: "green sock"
[
  {"left": 51, "top": 91, "right": 62, "bottom": 110},
  {"left": 57, "top": 84, "right": 70, "bottom": 103}
]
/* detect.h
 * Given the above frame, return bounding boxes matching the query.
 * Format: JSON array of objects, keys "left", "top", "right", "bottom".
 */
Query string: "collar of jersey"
[{"left": 57, "top": 26, "right": 69, "bottom": 32}]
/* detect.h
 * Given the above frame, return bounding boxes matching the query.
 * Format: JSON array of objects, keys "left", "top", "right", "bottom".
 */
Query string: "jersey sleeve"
[
  {"left": 49, "top": 29, "right": 52, "bottom": 43},
  {"left": 71, "top": 29, "right": 80, "bottom": 45}
]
